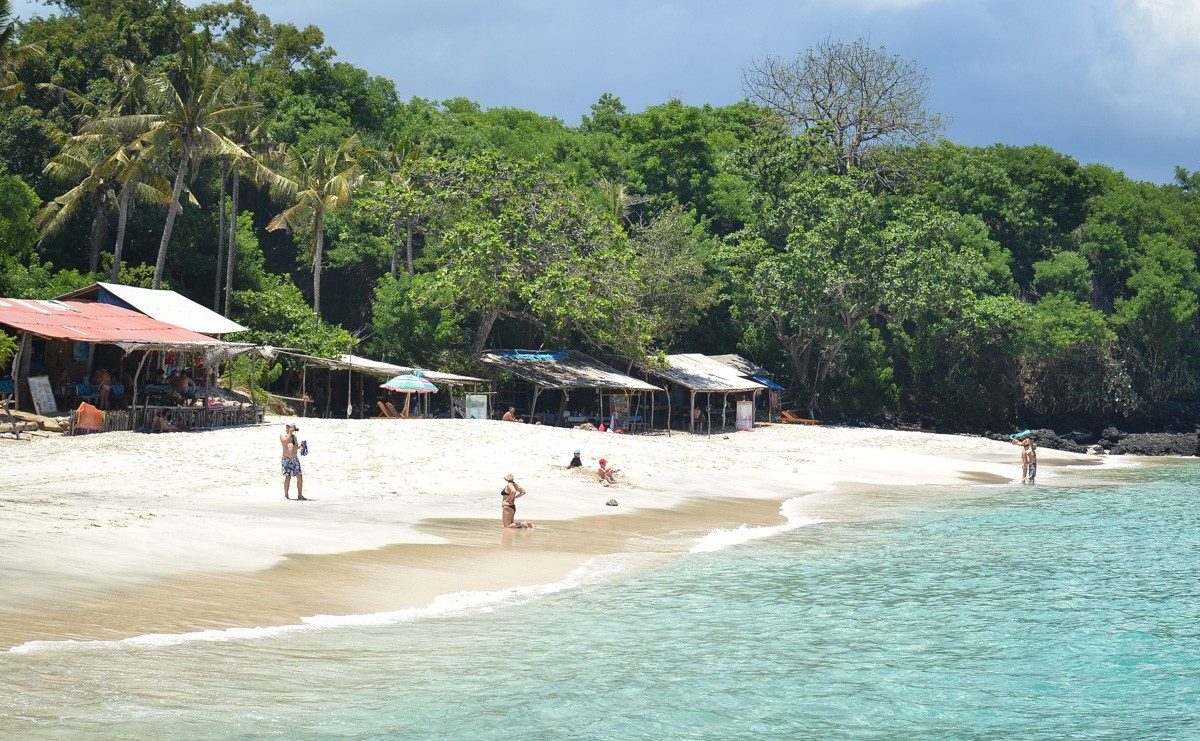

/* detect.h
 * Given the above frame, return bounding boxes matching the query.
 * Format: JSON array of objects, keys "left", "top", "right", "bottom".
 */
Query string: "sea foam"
[
  {"left": 7, "top": 553, "right": 641, "bottom": 654},
  {"left": 689, "top": 496, "right": 823, "bottom": 554}
]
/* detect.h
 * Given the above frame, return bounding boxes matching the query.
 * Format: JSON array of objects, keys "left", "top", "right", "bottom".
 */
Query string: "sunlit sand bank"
[{"left": 0, "top": 418, "right": 1115, "bottom": 647}]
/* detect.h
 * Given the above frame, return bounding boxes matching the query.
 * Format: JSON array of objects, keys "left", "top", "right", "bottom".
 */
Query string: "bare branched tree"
[{"left": 743, "top": 37, "right": 944, "bottom": 175}]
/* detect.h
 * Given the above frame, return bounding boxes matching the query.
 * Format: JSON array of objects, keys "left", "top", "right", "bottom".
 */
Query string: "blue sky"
[{"left": 13, "top": 0, "right": 1200, "bottom": 182}]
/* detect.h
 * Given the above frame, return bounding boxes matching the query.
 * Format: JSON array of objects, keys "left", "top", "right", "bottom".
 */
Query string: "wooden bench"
[{"left": 780, "top": 410, "right": 820, "bottom": 425}]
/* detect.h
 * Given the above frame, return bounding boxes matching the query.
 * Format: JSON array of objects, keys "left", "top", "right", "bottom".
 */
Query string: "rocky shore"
[{"left": 985, "top": 427, "right": 1199, "bottom": 456}]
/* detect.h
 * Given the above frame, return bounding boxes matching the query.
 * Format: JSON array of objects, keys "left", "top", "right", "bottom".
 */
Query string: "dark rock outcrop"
[{"left": 1108, "top": 432, "right": 1199, "bottom": 456}]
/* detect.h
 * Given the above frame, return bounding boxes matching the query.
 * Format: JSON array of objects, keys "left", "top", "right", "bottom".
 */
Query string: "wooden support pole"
[
  {"left": 325, "top": 368, "right": 332, "bottom": 417},
  {"left": 721, "top": 392, "right": 728, "bottom": 429},
  {"left": 689, "top": 389, "right": 695, "bottom": 433},
  {"left": 556, "top": 389, "right": 568, "bottom": 426},
  {"left": 10, "top": 332, "right": 27, "bottom": 412},
  {"left": 664, "top": 387, "right": 670, "bottom": 435},
  {"left": 131, "top": 351, "right": 149, "bottom": 430},
  {"left": 529, "top": 385, "right": 541, "bottom": 423},
  {"left": 301, "top": 364, "right": 308, "bottom": 417},
  {"left": 250, "top": 353, "right": 260, "bottom": 424}
]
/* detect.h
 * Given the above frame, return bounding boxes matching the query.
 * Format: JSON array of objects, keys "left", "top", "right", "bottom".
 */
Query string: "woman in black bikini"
[{"left": 501, "top": 474, "right": 534, "bottom": 529}]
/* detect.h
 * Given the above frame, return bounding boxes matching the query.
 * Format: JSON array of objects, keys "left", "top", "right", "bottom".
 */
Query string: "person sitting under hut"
[
  {"left": 172, "top": 371, "right": 198, "bottom": 405},
  {"left": 501, "top": 406, "right": 523, "bottom": 422},
  {"left": 598, "top": 457, "right": 619, "bottom": 484},
  {"left": 152, "top": 409, "right": 179, "bottom": 433}
]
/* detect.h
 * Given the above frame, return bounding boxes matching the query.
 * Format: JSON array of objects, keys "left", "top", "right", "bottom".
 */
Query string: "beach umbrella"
[
  {"left": 380, "top": 372, "right": 438, "bottom": 418},
  {"left": 380, "top": 373, "right": 438, "bottom": 394}
]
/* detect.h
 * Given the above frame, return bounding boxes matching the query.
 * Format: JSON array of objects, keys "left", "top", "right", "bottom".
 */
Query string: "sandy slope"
[{"left": 0, "top": 417, "right": 1112, "bottom": 644}]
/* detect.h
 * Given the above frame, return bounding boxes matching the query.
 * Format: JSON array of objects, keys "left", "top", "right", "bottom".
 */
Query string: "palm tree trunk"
[
  {"left": 312, "top": 209, "right": 325, "bottom": 317},
  {"left": 223, "top": 172, "right": 239, "bottom": 317},
  {"left": 153, "top": 144, "right": 191, "bottom": 289},
  {"left": 390, "top": 218, "right": 399, "bottom": 278},
  {"left": 406, "top": 220, "right": 414, "bottom": 275},
  {"left": 109, "top": 180, "right": 134, "bottom": 283},
  {"left": 88, "top": 190, "right": 108, "bottom": 274},
  {"left": 214, "top": 170, "right": 226, "bottom": 309}
]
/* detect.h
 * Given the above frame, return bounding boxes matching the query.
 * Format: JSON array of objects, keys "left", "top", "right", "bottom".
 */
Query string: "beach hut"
[
  {"left": 706, "top": 353, "right": 787, "bottom": 422},
  {"left": 477, "top": 350, "right": 661, "bottom": 428},
  {"left": 614, "top": 353, "right": 769, "bottom": 433},
  {"left": 56, "top": 282, "right": 247, "bottom": 337},
  {"left": 0, "top": 297, "right": 251, "bottom": 430},
  {"left": 270, "top": 351, "right": 489, "bottom": 418}
]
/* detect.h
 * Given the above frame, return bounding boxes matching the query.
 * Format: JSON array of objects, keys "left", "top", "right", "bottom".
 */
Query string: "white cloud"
[{"left": 1091, "top": 0, "right": 1200, "bottom": 127}]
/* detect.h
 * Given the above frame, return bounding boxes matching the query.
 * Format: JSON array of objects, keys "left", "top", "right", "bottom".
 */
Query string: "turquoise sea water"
[{"left": 4, "top": 462, "right": 1199, "bottom": 739}]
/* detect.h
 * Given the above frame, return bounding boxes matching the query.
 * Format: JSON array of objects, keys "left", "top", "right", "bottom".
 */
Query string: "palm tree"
[
  {"left": 268, "top": 133, "right": 370, "bottom": 316},
  {"left": 219, "top": 75, "right": 270, "bottom": 317},
  {"left": 39, "top": 60, "right": 175, "bottom": 279},
  {"left": 0, "top": 0, "right": 43, "bottom": 101},
  {"left": 37, "top": 134, "right": 116, "bottom": 272},
  {"left": 93, "top": 36, "right": 257, "bottom": 288}
]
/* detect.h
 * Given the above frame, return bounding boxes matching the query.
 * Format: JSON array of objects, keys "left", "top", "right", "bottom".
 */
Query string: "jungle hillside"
[{"left": 3, "top": 0, "right": 1199, "bottom": 433}]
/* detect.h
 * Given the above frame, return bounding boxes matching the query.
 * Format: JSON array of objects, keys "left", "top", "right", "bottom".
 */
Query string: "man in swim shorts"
[
  {"left": 1012, "top": 436, "right": 1037, "bottom": 484},
  {"left": 280, "top": 422, "right": 307, "bottom": 500},
  {"left": 1024, "top": 438, "right": 1037, "bottom": 484}
]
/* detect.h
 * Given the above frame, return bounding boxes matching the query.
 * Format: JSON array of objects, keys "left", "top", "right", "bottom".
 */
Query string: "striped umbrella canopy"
[{"left": 380, "top": 373, "right": 438, "bottom": 393}]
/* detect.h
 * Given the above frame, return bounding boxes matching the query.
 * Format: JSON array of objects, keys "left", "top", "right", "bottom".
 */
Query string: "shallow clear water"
[{"left": 5, "top": 462, "right": 1200, "bottom": 739}]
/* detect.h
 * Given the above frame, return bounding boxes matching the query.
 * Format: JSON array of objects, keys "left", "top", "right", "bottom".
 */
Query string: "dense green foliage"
[{"left": 3, "top": 1, "right": 1200, "bottom": 431}]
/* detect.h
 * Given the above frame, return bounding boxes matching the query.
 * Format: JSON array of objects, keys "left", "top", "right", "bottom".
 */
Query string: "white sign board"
[
  {"left": 28, "top": 375, "right": 58, "bottom": 417},
  {"left": 466, "top": 393, "right": 489, "bottom": 420},
  {"left": 736, "top": 400, "right": 754, "bottom": 431}
]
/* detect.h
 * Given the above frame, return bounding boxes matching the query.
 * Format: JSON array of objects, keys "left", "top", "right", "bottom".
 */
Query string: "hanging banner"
[
  {"left": 736, "top": 400, "right": 754, "bottom": 431},
  {"left": 466, "top": 393, "right": 489, "bottom": 420}
]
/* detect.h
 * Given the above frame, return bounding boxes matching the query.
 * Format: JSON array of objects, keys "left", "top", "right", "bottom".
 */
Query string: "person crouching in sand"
[
  {"left": 598, "top": 458, "right": 619, "bottom": 485},
  {"left": 501, "top": 474, "right": 534, "bottom": 529}
]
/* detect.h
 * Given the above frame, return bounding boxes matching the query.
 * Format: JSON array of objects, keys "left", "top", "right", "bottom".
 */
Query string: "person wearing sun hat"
[
  {"left": 501, "top": 474, "right": 534, "bottom": 529},
  {"left": 567, "top": 449, "right": 583, "bottom": 469}
]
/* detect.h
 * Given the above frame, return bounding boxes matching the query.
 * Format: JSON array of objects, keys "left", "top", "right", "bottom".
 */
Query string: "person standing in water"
[
  {"left": 1012, "top": 436, "right": 1037, "bottom": 484},
  {"left": 501, "top": 474, "right": 533, "bottom": 529},
  {"left": 281, "top": 422, "right": 307, "bottom": 500}
]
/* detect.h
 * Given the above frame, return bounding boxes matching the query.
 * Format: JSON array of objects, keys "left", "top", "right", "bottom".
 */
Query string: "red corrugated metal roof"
[{"left": 0, "top": 297, "right": 219, "bottom": 344}]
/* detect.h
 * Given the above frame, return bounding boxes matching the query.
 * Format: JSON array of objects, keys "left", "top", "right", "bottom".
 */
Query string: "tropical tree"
[
  {"left": 743, "top": 37, "right": 943, "bottom": 176},
  {"left": 219, "top": 74, "right": 270, "bottom": 317},
  {"left": 37, "top": 134, "right": 117, "bottom": 273},
  {"left": 422, "top": 152, "right": 650, "bottom": 357},
  {"left": 267, "top": 132, "right": 370, "bottom": 316},
  {"left": 0, "top": 0, "right": 43, "bottom": 100},
  {"left": 92, "top": 35, "right": 258, "bottom": 288},
  {"left": 37, "top": 59, "right": 172, "bottom": 278}
]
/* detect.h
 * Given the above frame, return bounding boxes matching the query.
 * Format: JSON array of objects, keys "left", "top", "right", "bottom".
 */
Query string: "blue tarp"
[
  {"left": 751, "top": 374, "right": 786, "bottom": 392},
  {"left": 493, "top": 350, "right": 567, "bottom": 362}
]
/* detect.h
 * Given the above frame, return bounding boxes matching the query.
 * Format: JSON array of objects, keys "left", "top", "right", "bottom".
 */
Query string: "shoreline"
[{"left": 0, "top": 418, "right": 1134, "bottom": 649}]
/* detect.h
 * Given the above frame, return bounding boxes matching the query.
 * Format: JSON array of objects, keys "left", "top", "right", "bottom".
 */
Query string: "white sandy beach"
[{"left": 0, "top": 419, "right": 1115, "bottom": 647}]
